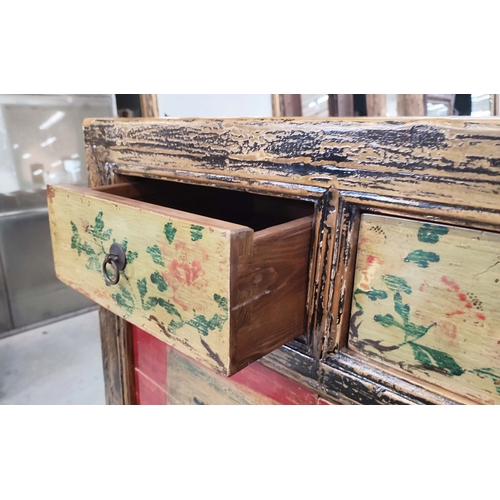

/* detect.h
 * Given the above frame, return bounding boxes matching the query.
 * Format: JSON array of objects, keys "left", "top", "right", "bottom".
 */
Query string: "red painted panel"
[
  {"left": 135, "top": 369, "right": 167, "bottom": 405},
  {"left": 133, "top": 326, "right": 318, "bottom": 405},
  {"left": 132, "top": 325, "right": 167, "bottom": 390}
]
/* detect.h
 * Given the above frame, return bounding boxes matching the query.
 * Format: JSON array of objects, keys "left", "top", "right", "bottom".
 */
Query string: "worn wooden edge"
[
  {"left": 341, "top": 191, "right": 500, "bottom": 234},
  {"left": 262, "top": 344, "right": 462, "bottom": 405},
  {"left": 228, "top": 226, "right": 255, "bottom": 376},
  {"left": 311, "top": 189, "right": 339, "bottom": 359},
  {"left": 335, "top": 350, "right": 475, "bottom": 405},
  {"left": 81, "top": 117, "right": 500, "bottom": 225},
  {"left": 327, "top": 201, "right": 360, "bottom": 355},
  {"left": 99, "top": 300, "right": 136, "bottom": 404},
  {"left": 48, "top": 183, "right": 250, "bottom": 233}
]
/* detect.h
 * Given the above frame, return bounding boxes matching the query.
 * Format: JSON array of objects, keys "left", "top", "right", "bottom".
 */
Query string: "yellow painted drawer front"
[
  {"left": 349, "top": 214, "right": 500, "bottom": 404},
  {"left": 48, "top": 183, "right": 312, "bottom": 376},
  {"left": 48, "top": 184, "right": 250, "bottom": 374}
]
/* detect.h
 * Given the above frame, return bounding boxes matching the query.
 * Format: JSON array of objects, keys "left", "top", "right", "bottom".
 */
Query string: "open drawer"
[{"left": 47, "top": 179, "right": 314, "bottom": 375}]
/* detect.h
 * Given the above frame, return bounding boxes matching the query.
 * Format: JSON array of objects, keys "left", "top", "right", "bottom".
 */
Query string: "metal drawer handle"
[{"left": 102, "top": 243, "right": 127, "bottom": 285}]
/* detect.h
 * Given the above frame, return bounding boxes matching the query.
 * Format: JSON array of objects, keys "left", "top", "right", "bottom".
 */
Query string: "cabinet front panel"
[{"left": 349, "top": 214, "right": 500, "bottom": 404}]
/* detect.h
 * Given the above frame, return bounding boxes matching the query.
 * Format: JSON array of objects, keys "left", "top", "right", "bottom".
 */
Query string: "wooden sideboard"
[{"left": 47, "top": 117, "right": 500, "bottom": 404}]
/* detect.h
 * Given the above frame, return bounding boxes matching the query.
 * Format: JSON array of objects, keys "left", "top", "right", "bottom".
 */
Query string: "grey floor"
[{"left": 0, "top": 309, "right": 105, "bottom": 405}]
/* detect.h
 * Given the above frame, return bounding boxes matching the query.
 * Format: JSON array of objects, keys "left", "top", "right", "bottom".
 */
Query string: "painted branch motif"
[
  {"left": 70, "top": 211, "right": 228, "bottom": 339},
  {"left": 349, "top": 215, "right": 500, "bottom": 404}
]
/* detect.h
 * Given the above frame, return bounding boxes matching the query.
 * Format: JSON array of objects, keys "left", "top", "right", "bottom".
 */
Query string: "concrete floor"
[{"left": 0, "top": 309, "right": 105, "bottom": 405}]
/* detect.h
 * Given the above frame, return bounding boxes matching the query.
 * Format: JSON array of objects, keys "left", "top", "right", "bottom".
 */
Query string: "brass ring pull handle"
[{"left": 102, "top": 243, "right": 127, "bottom": 285}]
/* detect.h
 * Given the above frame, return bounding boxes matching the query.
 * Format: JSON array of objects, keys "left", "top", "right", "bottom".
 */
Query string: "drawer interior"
[{"left": 97, "top": 177, "right": 314, "bottom": 231}]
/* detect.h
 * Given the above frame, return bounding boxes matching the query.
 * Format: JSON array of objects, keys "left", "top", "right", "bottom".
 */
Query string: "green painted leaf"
[
  {"left": 418, "top": 223, "right": 449, "bottom": 244},
  {"left": 382, "top": 275, "right": 412, "bottom": 294},
  {"left": 394, "top": 292, "right": 410, "bottom": 323},
  {"left": 168, "top": 318, "right": 184, "bottom": 333},
  {"left": 88, "top": 211, "right": 112, "bottom": 241},
  {"left": 80, "top": 242, "right": 95, "bottom": 256},
  {"left": 157, "top": 298, "right": 182, "bottom": 318},
  {"left": 143, "top": 297, "right": 159, "bottom": 310},
  {"left": 120, "top": 238, "right": 129, "bottom": 252},
  {"left": 190, "top": 224, "right": 204, "bottom": 242},
  {"left": 126, "top": 250, "right": 138, "bottom": 264},
  {"left": 374, "top": 314, "right": 398, "bottom": 328},
  {"left": 137, "top": 278, "right": 147, "bottom": 300},
  {"left": 164, "top": 222, "right": 177, "bottom": 244},
  {"left": 112, "top": 285, "right": 135, "bottom": 316},
  {"left": 70, "top": 222, "right": 96, "bottom": 257},
  {"left": 355, "top": 288, "right": 388, "bottom": 301},
  {"left": 150, "top": 271, "right": 168, "bottom": 292},
  {"left": 403, "top": 321, "right": 436, "bottom": 342},
  {"left": 404, "top": 249, "right": 440, "bottom": 268},
  {"left": 409, "top": 342, "right": 433, "bottom": 366},
  {"left": 86, "top": 256, "right": 100, "bottom": 271},
  {"left": 187, "top": 313, "right": 227, "bottom": 336},
  {"left": 146, "top": 244, "right": 165, "bottom": 266},
  {"left": 414, "top": 344, "right": 464, "bottom": 376},
  {"left": 214, "top": 294, "right": 228, "bottom": 312}
]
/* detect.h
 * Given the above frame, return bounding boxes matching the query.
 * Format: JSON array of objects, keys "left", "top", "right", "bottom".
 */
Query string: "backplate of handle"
[{"left": 102, "top": 242, "right": 127, "bottom": 285}]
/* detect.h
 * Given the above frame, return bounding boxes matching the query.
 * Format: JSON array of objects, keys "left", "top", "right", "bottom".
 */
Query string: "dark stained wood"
[
  {"left": 82, "top": 116, "right": 500, "bottom": 404},
  {"left": 99, "top": 308, "right": 136, "bottom": 405},
  {"left": 261, "top": 344, "right": 462, "bottom": 405},
  {"left": 140, "top": 94, "right": 159, "bottom": 118},
  {"left": 230, "top": 216, "right": 313, "bottom": 373}
]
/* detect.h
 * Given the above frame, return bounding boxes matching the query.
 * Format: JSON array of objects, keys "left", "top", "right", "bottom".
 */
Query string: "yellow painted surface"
[
  {"left": 48, "top": 184, "right": 248, "bottom": 373},
  {"left": 349, "top": 214, "right": 500, "bottom": 404}
]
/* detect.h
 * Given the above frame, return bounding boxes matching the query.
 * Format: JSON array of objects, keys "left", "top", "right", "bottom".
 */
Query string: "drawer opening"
[
  {"left": 101, "top": 177, "right": 315, "bottom": 231},
  {"left": 48, "top": 178, "right": 315, "bottom": 375}
]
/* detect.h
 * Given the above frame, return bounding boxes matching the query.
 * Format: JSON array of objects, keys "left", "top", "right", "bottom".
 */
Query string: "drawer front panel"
[
  {"left": 48, "top": 184, "right": 247, "bottom": 373},
  {"left": 349, "top": 214, "right": 500, "bottom": 404}
]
